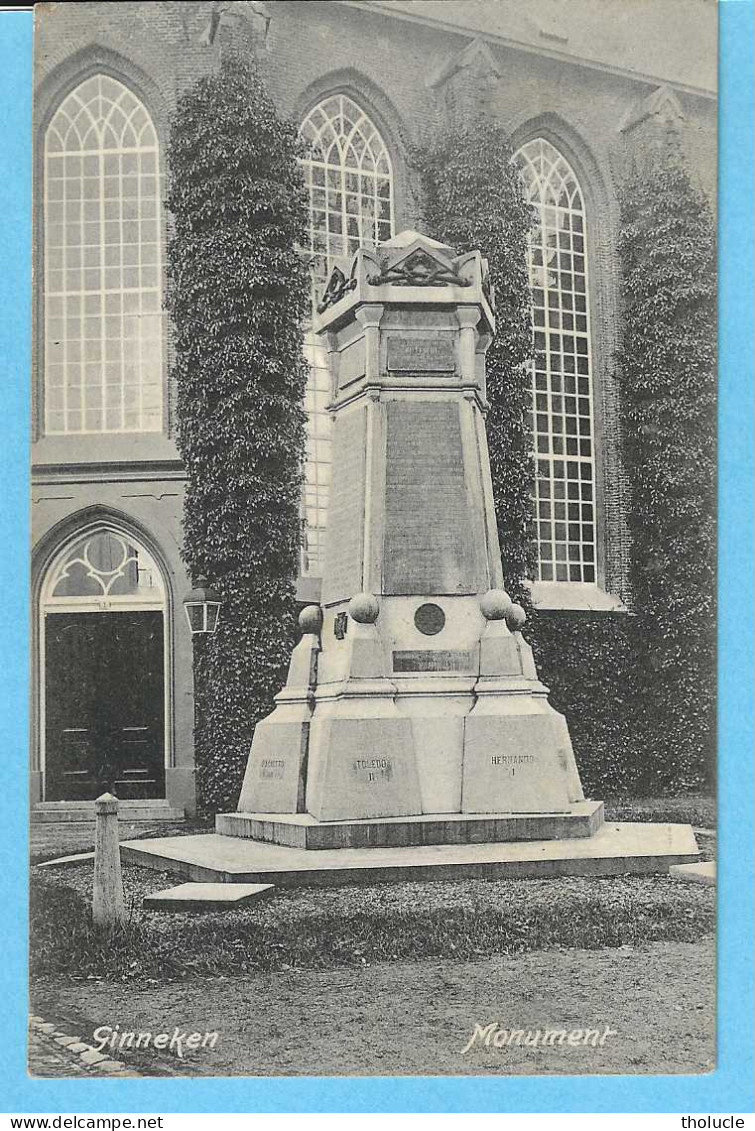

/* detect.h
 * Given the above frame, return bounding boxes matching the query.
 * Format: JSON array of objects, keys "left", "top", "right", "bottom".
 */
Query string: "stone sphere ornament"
[
  {"left": 298, "top": 605, "right": 323, "bottom": 635},
  {"left": 505, "top": 602, "right": 527, "bottom": 632},
  {"left": 479, "top": 588, "right": 512, "bottom": 621},
  {"left": 348, "top": 592, "right": 380, "bottom": 624}
]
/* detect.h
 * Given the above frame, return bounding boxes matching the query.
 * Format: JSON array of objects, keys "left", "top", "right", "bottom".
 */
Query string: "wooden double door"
[{"left": 44, "top": 610, "right": 165, "bottom": 801}]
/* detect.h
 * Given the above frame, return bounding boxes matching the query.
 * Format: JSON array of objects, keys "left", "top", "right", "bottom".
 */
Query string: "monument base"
[
  {"left": 120, "top": 822, "right": 701, "bottom": 887},
  {"left": 215, "top": 800, "right": 604, "bottom": 850}
]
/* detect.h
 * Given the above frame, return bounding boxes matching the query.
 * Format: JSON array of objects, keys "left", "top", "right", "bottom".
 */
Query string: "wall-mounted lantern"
[{"left": 183, "top": 576, "right": 222, "bottom": 636}]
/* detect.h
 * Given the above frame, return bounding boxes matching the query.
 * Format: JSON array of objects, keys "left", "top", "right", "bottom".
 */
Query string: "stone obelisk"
[{"left": 229, "top": 231, "right": 601, "bottom": 843}]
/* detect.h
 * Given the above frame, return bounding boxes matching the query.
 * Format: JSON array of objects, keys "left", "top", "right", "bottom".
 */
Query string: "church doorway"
[{"left": 39, "top": 525, "right": 168, "bottom": 801}]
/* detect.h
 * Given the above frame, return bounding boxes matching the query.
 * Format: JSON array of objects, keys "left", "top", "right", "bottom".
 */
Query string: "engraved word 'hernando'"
[{"left": 461, "top": 1021, "right": 617, "bottom": 1055}]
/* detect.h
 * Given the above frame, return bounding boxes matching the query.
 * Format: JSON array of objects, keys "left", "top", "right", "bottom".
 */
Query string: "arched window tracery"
[
  {"left": 44, "top": 74, "right": 163, "bottom": 435},
  {"left": 515, "top": 138, "right": 597, "bottom": 583},
  {"left": 298, "top": 94, "right": 395, "bottom": 574}
]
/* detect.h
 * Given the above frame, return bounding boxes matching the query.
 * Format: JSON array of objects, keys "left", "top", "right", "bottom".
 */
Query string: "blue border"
[{"left": 2, "top": 2, "right": 753, "bottom": 1113}]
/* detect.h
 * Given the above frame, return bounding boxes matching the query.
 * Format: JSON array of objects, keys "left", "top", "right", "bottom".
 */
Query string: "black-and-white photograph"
[{"left": 29, "top": 0, "right": 717, "bottom": 1080}]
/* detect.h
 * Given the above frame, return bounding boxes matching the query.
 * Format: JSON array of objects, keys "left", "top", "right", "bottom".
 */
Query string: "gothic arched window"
[
  {"left": 298, "top": 95, "right": 395, "bottom": 573},
  {"left": 515, "top": 138, "right": 597, "bottom": 583},
  {"left": 44, "top": 74, "right": 163, "bottom": 434},
  {"left": 300, "top": 93, "right": 395, "bottom": 296}
]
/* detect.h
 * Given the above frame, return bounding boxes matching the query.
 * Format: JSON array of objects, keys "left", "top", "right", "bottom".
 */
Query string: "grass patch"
[{"left": 31, "top": 863, "right": 715, "bottom": 983}]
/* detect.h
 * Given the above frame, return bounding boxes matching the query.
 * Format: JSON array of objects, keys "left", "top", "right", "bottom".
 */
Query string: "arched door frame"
[{"left": 34, "top": 514, "right": 173, "bottom": 799}]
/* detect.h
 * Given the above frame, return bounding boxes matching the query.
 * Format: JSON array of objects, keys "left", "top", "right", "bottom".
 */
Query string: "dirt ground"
[{"left": 32, "top": 935, "right": 715, "bottom": 1078}]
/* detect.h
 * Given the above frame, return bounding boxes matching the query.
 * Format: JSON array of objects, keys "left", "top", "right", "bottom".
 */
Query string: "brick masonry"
[{"left": 30, "top": 1, "right": 717, "bottom": 812}]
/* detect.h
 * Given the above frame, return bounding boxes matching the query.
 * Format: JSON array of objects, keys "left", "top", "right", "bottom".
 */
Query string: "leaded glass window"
[
  {"left": 298, "top": 95, "right": 395, "bottom": 574},
  {"left": 44, "top": 75, "right": 163, "bottom": 434},
  {"left": 43, "top": 528, "right": 164, "bottom": 608},
  {"left": 515, "top": 138, "right": 597, "bottom": 583}
]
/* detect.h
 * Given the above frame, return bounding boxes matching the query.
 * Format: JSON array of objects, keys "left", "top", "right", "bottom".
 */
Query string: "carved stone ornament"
[
  {"left": 198, "top": 1, "right": 271, "bottom": 52},
  {"left": 317, "top": 264, "right": 358, "bottom": 314},
  {"left": 620, "top": 83, "right": 686, "bottom": 134},
  {"left": 367, "top": 246, "right": 471, "bottom": 288}
]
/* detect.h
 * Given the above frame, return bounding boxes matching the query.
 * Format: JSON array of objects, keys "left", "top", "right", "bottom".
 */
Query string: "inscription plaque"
[
  {"left": 387, "top": 337, "right": 455, "bottom": 374},
  {"left": 384, "top": 401, "right": 486, "bottom": 594},
  {"left": 393, "top": 650, "right": 474, "bottom": 672}
]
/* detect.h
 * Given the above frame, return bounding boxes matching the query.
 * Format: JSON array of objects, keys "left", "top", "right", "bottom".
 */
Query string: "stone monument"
[
  {"left": 123, "top": 232, "right": 700, "bottom": 880},
  {"left": 220, "top": 230, "right": 604, "bottom": 847}
]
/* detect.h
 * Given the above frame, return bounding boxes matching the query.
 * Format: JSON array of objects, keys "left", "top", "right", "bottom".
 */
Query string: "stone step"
[
  {"left": 36, "top": 799, "right": 175, "bottom": 808},
  {"left": 32, "top": 801, "right": 184, "bottom": 824},
  {"left": 122, "top": 822, "right": 701, "bottom": 888},
  {"left": 143, "top": 882, "right": 275, "bottom": 912},
  {"left": 216, "top": 801, "right": 605, "bottom": 849},
  {"left": 669, "top": 861, "right": 716, "bottom": 886}
]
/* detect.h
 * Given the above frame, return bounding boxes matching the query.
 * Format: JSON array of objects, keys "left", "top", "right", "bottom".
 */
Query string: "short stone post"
[{"left": 92, "top": 792, "right": 126, "bottom": 929}]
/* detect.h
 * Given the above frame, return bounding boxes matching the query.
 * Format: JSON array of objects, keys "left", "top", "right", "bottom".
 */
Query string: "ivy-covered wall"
[
  {"left": 416, "top": 123, "right": 536, "bottom": 603},
  {"left": 166, "top": 54, "right": 311, "bottom": 814},
  {"left": 168, "top": 64, "right": 714, "bottom": 811},
  {"left": 615, "top": 139, "right": 717, "bottom": 792},
  {"left": 418, "top": 121, "right": 715, "bottom": 798},
  {"left": 527, "top": 138, "right": 716, "bottom": 798},
  {"left": 527, "top": 611, "right": 642, "bottom": 797}
]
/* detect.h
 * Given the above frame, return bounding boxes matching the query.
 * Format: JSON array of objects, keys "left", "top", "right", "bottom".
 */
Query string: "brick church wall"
[{"left": 31, "top": 1, "right": 718, "bottom": 804}]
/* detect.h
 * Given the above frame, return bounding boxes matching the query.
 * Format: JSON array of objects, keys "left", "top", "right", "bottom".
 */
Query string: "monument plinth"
[
  {"left": 226, "top": 230, "right": 600, "bottom": 844},
  {"left": 123, "top": 231, "right": 700, "bottom": 880}
]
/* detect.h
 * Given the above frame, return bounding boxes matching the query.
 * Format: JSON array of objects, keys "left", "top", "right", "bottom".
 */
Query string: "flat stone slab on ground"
[
  {"left": 669, "top": 861, "right": 716, "bottom": 886},
  {"left": 122, "top": 822, "right": 700, "bottom": 887},
  {"left": 143, "top": 882, "right": 275, "bottom": 911},
  {"left": 36, "top": 851, "right": 96, "bottom": 868}
]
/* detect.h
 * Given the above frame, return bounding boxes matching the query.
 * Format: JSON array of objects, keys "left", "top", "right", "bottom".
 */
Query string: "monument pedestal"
[
  {"left": 230, "top": 231, "right": 598, "bottom": 849},
  {"left": 216, "top": 800, "right": 604, "bottom": 850},
  {"left": 126, "top": 231, "right": 700, "bottom": 883}
]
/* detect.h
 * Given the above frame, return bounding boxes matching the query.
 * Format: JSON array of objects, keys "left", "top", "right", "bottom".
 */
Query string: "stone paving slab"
[
  {"left": 669, "top": 861, "right": 716, "bottom": 886},
  {"left": 122, "top": 821, "right": 700, "bottom": 887},
  {"left": 144, "top": 881, "right": 275, "bottom": 911},
  {"left": 29, "top": 1028, "right": 90, "bottom": 1078},
  {"left": 36, "top": 851, "right": 96, "bottom": 868},
  {"left": 28, "top": 1017, "right": 139, "bottom": 1078}
]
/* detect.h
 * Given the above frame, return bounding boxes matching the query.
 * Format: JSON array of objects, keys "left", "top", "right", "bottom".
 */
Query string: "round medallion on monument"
[
  {"left": 348, "top": 592, "right": 380, "bottom": 624},
  {"left": 479, "top": 588, "right": 512, "bottom": 621},
  {"left": 298, "top": 605, "right": 323, "bottom": 635},
  {"left": 414, "top": 602, "right": 446, "bottom": 636},
  {"left": 505, "top": 602, "right": 527, "bottom": 631}
]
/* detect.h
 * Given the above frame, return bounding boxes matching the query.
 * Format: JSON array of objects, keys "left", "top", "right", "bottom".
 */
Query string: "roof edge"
[{"left": 334, "top": 0, "right": 717, "bottom": 101}]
